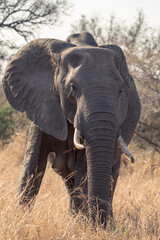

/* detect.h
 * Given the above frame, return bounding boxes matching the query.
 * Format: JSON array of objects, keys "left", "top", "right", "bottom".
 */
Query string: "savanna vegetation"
[
  {"left": 0, "top": 131, "right": 159, "bottom": 239},
  {"left": 0, "top": 8, "right": 159, "bottom": 240}
]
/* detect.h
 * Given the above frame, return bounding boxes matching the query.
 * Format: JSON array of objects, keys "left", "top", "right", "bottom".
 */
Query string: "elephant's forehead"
[{"left": 61, "top": 46, "right": 116, "bottom": 61}]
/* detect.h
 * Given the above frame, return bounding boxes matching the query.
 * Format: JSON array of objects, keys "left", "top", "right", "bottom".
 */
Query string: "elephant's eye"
[
  {"left": 69, "top": 82, "right": 76, "bottom": 98},
  {"left": 118, "top": 87, "right": 123, "bottom": 97},
  {"left": 70, "top": 82, "right": 75, "bottom": 90}
]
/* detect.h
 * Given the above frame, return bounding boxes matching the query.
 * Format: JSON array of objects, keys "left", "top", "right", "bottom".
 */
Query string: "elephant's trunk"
[{"left": 82, "top": 89, "right": 117, "bottom": 226}]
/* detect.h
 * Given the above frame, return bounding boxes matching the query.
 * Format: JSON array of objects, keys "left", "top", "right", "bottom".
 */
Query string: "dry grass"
[{"left": 0, "top": 132, "right": 160, "bottom": 240}]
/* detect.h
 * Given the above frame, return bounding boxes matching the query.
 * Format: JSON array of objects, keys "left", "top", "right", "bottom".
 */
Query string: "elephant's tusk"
[
  {"left": 74, "top": 128, "right": 84, "bottom": 150},
  {"left": 117, "top": 135, "right": 135, "bottom": 163}
]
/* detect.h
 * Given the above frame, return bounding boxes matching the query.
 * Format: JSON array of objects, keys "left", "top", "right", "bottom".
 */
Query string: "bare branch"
[
  {"left": 135, "top": 131, "right": 160, "bottom": 153},
  {"left": 0, "top": 0, "right": 70, "bottom": 40},
  {"left": 0, "top": 0, "right": 71, "bottom": 67},
  {"left": 128, "top": 10, "right": 145, "bottom": 47},
  {"left": 138, "top": 121, "right": 160, "bottom": 131}
]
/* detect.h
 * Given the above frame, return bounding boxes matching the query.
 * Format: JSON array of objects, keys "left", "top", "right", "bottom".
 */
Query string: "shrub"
[
  {"left": 0, "top": 105, "right": 15, "bottom": 139},
  {"left": 0, "top": 105, "right": 29, "bottom": 140}
]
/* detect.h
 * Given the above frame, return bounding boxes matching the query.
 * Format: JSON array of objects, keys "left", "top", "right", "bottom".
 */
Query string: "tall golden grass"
[{"left": 0, "top": 131, "right": 159, "bottom": 240}]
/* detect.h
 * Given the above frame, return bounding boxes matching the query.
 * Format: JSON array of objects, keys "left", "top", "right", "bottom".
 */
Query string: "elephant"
[{"left": 2, "top": 32, "right": 141, "bottom": 227}]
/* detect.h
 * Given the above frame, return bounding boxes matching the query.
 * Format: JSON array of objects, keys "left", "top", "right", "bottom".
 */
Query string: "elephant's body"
[{"left": 2, "top": 32, "right": 141, "bottom": 227}]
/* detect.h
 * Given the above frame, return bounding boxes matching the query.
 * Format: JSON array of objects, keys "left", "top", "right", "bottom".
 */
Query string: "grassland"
[{"left": 0, "top": 131, "right": 159, "bottom": 240}]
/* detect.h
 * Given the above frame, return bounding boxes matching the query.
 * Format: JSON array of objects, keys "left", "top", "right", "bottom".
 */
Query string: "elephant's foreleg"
[
  {"left": 108, "top": 148, "right": 121, "bottom": 219},
  {"left": 64, "top": 176, "right": 75, "bottom": 213},
  {"left": 17, "top": 123, "right": 48, "bottom": 205},
  {"left": 71, "top": 151, "right": 87, "bottom": 214}
]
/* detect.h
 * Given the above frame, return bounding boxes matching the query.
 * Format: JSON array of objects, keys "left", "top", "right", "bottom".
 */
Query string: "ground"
[{"left": 0, "top": 131, "right": 160, "bottom": 240}]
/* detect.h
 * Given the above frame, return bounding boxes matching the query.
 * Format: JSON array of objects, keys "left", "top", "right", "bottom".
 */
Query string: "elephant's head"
[{"left": 2, "top": 32, "right": 140, "bottom": 226}]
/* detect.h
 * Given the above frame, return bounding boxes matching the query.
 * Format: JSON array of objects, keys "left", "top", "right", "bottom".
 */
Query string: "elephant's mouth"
[{"left": 73, "top": 128, "right": 135, "bottom": 163}]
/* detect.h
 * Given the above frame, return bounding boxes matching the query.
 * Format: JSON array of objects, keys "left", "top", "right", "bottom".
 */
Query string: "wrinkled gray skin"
[{"left": 2, "top": 32, "right": 141, "bottom": 227}]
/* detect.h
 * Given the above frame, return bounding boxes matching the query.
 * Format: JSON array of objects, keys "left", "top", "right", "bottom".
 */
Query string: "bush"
[
  {"left": 0, "top": 105, "right": 29, "bottom": 140},
  {"left": 0, "top": 105, "right": 15, "bottom": 139}
]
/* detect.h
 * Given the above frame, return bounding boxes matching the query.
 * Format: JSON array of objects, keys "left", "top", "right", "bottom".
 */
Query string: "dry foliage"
[{"left": 0, "top": 132, "right": 160, "bottom": 240}]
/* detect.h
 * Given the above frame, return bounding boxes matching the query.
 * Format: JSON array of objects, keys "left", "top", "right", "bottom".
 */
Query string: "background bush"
[
  {"left": 0, "top": 88, "right": 29, "bottom": 141},
  {"left": 0, "top": 105, "right": 15, "bottom": 139}
]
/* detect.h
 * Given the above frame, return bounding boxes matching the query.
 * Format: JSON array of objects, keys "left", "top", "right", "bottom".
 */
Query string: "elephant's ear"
[
  {"left": 100, "top": 44, "right": 141, "bottom": 144},
  {"left": 100, "top": 44, "right": 130, "bottom": 81},
  {"left": 2, "top": 39, "right": 74, "bottom": 141}
]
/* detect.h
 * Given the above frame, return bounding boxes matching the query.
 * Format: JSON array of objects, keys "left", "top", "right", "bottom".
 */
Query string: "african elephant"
[{"left": 2, "top": 32, "right": 141, "bottom": 227}]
